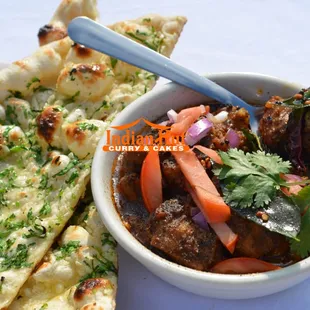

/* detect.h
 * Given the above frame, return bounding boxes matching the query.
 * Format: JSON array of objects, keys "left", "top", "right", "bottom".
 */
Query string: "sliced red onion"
[
  {"left": 282, "top": 174, "right": 303, "bottom": 182},
  {"left": 191, "top": 207, "right": 200, "bottom": 217},
  {"left": 199, "top": 105, "right": 206, "bottom": 114},
  {"left": 185, "top": 118, "right": 213, "bottom": 146},
  {"left": 157, "top": 120, "right": 169, "bottom": 126},
  {"left": 226, "top": 129, "right": 240, "bottom": 148},
  {"left": 192, "top": 212, "right": 209, "bottom": 230},
  {"left": 167, "top": 109, "right": 178, "bottom": 123},
  {"left": 207, "top": 111, "right": 229, "bottom": 124},
  {"left": 206, "top": 113, "right": 216, "bottom": 123},
  {"left": 215, "top": 111, "right": 229, "bottom": 122}
]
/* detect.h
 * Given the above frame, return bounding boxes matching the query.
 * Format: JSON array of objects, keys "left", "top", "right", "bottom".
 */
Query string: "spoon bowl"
[{"left": 68, "top": 17, "right": 261, "bottom": 132}]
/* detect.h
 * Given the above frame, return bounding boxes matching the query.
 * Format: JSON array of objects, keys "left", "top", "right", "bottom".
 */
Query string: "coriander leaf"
[
  {"left": 80, "top": 254, "right": 117, "bottom": 282},
  {"left": 26, "top": 77, "right": 40, "bottom": 89},
  {"left": 9, "top": 145, "right": 28, "bottom": 153},
  {"left": 101, "top": 232, "right": 117, "bottom": 248},
  {"left": 5, "top": 106, "right": 20, "bottom": 126},
  {"left": 0, "top": 243, "right": 33, "bottom": 271},
  {"left": 250, "top": 151, "right": 291, "bottom": 175},
  {"left": 77, "top": 123, "right": 99, "bottom": 131},
  {"left": 215, "top": 149, "right": 293, "bottom": 209},
  {"left": 0, "top": 239, "right": 15, "bottom": 257},
  {"left": 125, "top": 31, "right": 158, "bottom": 51},
  {"left": 33, "top": 85, "right": 51, "bottom": 93},
  {"left": 290, "top": 207, "right": 310, "bottom": 258},
  {"left": 27, "top": 209, "right": 34, "bottom": 222},
  {"left": 110, "top": 57, "right": 118, "bottom": 68},
  {"left": 224, "top": 175, "right": 276, "bottom": 208},
  {"left": 217, "top": 149, "right": 265, "bottom": 179},
  {"left": 53, "top": 157, "right": 79, "bottom": 177},
  {"left": 39, "top": 201, "right": 51, "bottom": 216},
  {"left": 2, "top": 125, "right": 15, "bottom": 139},
  {"left": 23, "top": 224, "right": 46, "bottom": 239},
  {"left": 56, "top": 241, "right": 80, "bottom": 260},
  {"left": 39, "top": 173, "right": 48, "bottom": 189},
  {"left": 7, "top": 90, "right": 24, "bottom": 99},
  {"left": 66, "top": 171, "right": 79, "bottom": 184}
]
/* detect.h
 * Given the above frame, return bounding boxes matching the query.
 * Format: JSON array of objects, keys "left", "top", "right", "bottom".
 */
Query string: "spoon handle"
[{"left": 68, "top": 17, "right": 251, "bottom": 109}]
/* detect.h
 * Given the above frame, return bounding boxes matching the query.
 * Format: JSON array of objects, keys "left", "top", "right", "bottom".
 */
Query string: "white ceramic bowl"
[{"left": 92, "top": 72, "right": 308, "bottom": 299}]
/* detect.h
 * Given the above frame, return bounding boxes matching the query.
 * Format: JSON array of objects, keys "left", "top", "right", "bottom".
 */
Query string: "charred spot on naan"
[
  {"left": 72, "top": 43, "right": 92, "bottom": 58},
  {"left": 36, "top": 106, "right": 67, "bottom": 150},
  {"left": 63, "top": 120, "right": 106, "bottom": 159},
  {"left": 74, "top": 278, "right": 113, "bottom": 302},
  {"left": 38, "top": 24, "right": 67, "bottom": 46},
  {"left": 64, "top": 122, "right": 86, "bottom": 146},
  {"left": 71, "top": 64, "right": 108, "bottom": 84},
  {"left": 37, "top": 106, "right": 62, "bottom": 144},
  {"left": 65, "top": 42, "right": 104, "bottom": 65},
  {"left": 51, "top": 154, "right": 62, "bottom": 166},
  {"left": 56, "top": 63, "right": 115, "bottom": 101}
]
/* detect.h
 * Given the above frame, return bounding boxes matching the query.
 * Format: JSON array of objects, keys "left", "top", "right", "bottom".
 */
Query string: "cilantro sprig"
[
  {"left": 56, "top": 241, "right": 80, "bottom": 260},
  {"left": 213, "top": 149, "right": 291, "bottom": 209}
]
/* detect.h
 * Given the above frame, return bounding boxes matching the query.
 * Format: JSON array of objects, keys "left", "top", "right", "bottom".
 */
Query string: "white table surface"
[{"left": 1, "top": 1, "right": 309, "bottom": 309}]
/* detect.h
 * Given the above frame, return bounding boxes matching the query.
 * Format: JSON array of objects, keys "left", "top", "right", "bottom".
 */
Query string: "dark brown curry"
[{"left": 111, "top": 91, "right": 310, "bottom": 274}]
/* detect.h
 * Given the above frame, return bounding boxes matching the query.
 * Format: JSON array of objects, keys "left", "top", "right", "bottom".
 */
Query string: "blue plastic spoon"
[{"left": 68, "top": 17, "right": 261, "bottom": 132}]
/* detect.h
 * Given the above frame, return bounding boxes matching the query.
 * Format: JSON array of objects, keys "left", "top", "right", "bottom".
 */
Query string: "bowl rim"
[{"left": 92, "top": 71, "right": 308, "bottom": 285}]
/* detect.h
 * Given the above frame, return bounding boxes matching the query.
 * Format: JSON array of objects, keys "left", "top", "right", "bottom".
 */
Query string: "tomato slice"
[
  {"left": 172, "top": 149, "right": 219, "bottom": 196},
  {"left": 211, "top": 258, "right": 281, "bottom": 274},
  {"left": 210, "top": 222, "right": 238, "bottom": 254},
  {"left": 194, "top": 186, "right": 231, "bottom": 223},
  {"left": 140, "top": 150, "right": 163, "bottom": 212},
  {"left": 173, "top": 149, "right": 230, "bottom": 223},
  {"left": 171, "top": 106, "right": 203, "bottom": 135},
  {"left": 186, "top": 181, "right": 235, "bottom": 252},
  {"left": 193, "top": 145, "right": 223, "bottom": 165}
]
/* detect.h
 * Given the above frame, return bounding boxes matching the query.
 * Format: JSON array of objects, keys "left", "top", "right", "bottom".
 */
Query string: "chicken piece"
[
  {"left": 125, "top": 215, "right": 152, "bottom": 247},
  {"left": 117, "top": 173, "right": 141, "bottom": 201},
  {"left": 259, "top": 99, "right": 292, "bottom": 155},
  {"left": 200, "top": 107, "right": 250, "bottom": 152},
  {"left": 228, "top": 212, "right": 289, "bottom": 258},
  {"left": 150, "top": 198, "right": 225, "bottom": 270},
  {"left": 161, "top": 156, "right": 185, "bottom": 188}
]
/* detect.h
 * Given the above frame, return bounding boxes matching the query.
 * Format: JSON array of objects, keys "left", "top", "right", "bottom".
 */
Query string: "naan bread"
[
  {"left": 38, "top": 0, "right": 99, "bottom": 46},
  {"left": 0, "top": 10, "right": 186, "bottom": 309},
  {"left": 9, "top": 203, "right": 117, "bottom": 310},
  {"left": 109, "top": 14, "right": 187, "bottom": 57},
  {"left": 0, "top": 121, "right": 91, "bottom": 308},
  {"left": 0, "top": 37, "right": 72, "bottom": 102}
]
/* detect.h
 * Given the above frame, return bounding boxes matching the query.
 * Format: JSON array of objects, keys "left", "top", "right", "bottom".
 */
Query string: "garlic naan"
[
  {"left": 0, "top": 3, "right": 186, "bottom": 308},
  {"left": 38, "top": 0, "right": 99, "bottom": 46}
]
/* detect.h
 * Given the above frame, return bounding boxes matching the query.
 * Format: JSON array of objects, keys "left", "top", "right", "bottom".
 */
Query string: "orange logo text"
[{"left": 102, "top": 118, "right": 189, "bottom": 152}]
